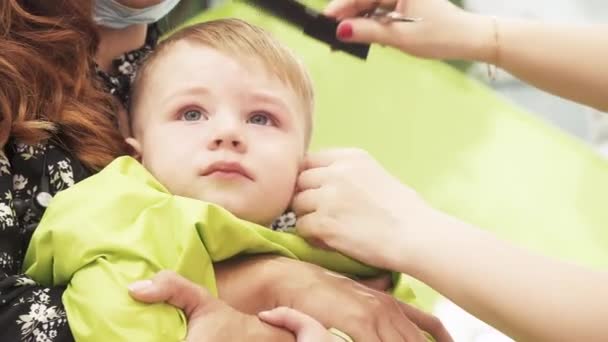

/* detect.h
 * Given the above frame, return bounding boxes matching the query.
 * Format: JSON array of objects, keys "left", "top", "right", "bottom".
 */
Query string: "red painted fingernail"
[{"left": 337, "top": 22, "right": 353, "bottom": 40}]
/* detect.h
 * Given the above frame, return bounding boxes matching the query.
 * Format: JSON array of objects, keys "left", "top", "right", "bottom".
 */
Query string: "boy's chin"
[
  {"left": 189, "top": 191, "right": 283, "bottom": 226},
  {"left": 216, "top": 203, "right": 278, "bottom": 227}
]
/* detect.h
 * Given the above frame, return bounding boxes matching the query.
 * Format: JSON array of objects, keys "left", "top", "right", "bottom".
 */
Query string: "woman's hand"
[
  {"left": 292, "top": 148, "right": 440, "bottom": 272},
  {"left": 325, "top": 0, "right": 494, "bottom": 62},
  {"left": 128, "top": 271, "right": 294, "bottom": 341},
  {"left": 215, "top": 255, "right": 448, "bottom": 341},
  {"left": 259, "top": 307, "right": 344, "bottom": 342}
]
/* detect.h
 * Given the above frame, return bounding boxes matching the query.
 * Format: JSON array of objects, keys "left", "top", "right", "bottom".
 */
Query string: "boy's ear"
[{"left": 125, "top": 137, "right": 143, "bottom": 161}]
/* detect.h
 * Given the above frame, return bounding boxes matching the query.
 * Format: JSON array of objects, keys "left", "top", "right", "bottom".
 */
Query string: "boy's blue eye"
[
  {"left": 181, "top": 109, "right": 204, "bottom": 121},
  {"left": 248, "top": 112, "right": 273, "bottom": 126}
]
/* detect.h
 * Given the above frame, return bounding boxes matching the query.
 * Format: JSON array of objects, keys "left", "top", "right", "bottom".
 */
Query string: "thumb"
[
  {"left": 336, "top": 18, "right": 399, "bottom": 46},
  {"left": 128, "top": 270, "right": 217, "bottom": 319},
  {"left": 259, "top": 307, "right": 324, "bottom": 335}
]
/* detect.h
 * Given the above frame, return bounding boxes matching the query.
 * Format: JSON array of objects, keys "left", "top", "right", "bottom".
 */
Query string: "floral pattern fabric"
[
  {"left": 0, "top": 24, "right": 158, "bottom": 342},
  {"left": 0, "top": 143, "right": 85, "bottom": 342}
]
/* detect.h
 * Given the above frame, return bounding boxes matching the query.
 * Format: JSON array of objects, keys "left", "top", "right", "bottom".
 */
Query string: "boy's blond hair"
[{"left": 131, "top": 19, "right": 315, "bottom": 146}]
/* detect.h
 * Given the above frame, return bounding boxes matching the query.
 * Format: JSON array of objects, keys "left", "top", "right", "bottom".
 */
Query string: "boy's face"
[{"left": 129, "top": 41, "right": 308, "bottom": 226}]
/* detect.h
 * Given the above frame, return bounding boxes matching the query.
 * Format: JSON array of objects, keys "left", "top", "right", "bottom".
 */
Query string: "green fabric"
[
  {"left": 23, "top": 156, "right": 416, "bottom": 342},
  {"left": 190, "top": 2, "right": 608, "bottom": 308}
]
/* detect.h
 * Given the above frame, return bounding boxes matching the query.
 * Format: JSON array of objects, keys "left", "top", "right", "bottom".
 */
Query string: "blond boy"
[{"left": 24, "top": 19, "right": 419, "bottom": 342}]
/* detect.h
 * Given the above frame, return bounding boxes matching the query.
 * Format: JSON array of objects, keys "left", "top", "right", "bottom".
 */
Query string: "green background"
[{"left": 181, "top": 1, "right": 608, "bottom": 308}]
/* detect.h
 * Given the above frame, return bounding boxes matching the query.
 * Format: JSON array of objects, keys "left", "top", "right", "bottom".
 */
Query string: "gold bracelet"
[
  {"left": 486, "top": 16, "right": 499, "bottom": 81},
  {"left": 328, "top": 327, "right": 354, "bottom": 342}
]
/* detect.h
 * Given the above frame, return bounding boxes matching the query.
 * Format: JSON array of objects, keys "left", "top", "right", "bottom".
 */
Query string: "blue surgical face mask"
[{"left": 94, "top": 0, "right": 181, "bottom": 29}]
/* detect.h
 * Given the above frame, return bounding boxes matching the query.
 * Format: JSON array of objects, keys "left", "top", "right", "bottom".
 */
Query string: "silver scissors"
[{"left": 363, "top": 8, "right": 422, "bottom": 23}]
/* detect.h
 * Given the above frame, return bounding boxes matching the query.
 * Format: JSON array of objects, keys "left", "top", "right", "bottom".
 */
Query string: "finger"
[
  {"left": 128, "top": 270, "right": 216, "bottom": 318},
  {"left": 302, "top": 149, "right": 347, "bottom": 170},
  {"left": 297, "top": 167, "right": 327, "bottom": 192},
  {"left": 259, "top": 307, "right": 327, "bottom": 334},
  {"left": 301, "top": 152, "right": 333, "bottom": 171},
  {"left": 294, "top": 211, "right": 319, "bottom": 238},
  {"left": 325, "top": 0, "right": 397, "bottom": 18},
  {"left": 292, "top": 188, "right": 321, "bottom": 217},
  {"left": 398, "top": 302, "right": 453, "bottom": 342},
  {"left": 373, "top": 314, "right": 407, "bottom": 342},
  {"left": 364, "top": 292, "right": 407, "bottom": 342},
  {"left": 336, "top": 18, "right": 402, "bottom": 46},
  {"left": 398, "top": 302, "right": 440, "bottom": 332},
  {"left": 395, "top": 1, "right": 407, "bottom": 13},
  {"left": 303, "top": 148, "right": 371, "bottom": 170},
  {"left": 371, "top": 291, "right": 425, "bottom": 341},
  {"left": 391, "top": 315, "right": 427, "bottom": 341},
  {"left": 390, "top": 304, "right": 427, "bottom": 341},
  {"left": 295, "top": 213, "right": 332, "bottom": 249}
]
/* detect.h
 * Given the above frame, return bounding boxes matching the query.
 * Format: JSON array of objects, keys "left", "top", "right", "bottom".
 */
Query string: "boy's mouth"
[{"left": 201, "top": 161, "right": 253, "bottom": 181}]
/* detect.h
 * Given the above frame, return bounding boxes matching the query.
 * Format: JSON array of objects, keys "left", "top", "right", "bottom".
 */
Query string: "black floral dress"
[{"left": 0, "top": 26, "right": 158, "bottom": 342}]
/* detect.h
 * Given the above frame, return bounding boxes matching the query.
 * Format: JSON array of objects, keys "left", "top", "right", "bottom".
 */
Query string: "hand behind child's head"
[{"left": 127, "top": 19, "right": 314, "bottom": 227}]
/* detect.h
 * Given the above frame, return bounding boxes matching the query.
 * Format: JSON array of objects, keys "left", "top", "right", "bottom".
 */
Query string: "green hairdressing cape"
[{"left": 23, "top": 156, "right": 417, "bottom": 341}]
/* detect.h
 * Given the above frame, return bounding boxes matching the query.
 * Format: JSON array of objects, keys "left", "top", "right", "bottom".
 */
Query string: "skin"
[
  {"left": 125, "top": 41, "right": 447, "bottom": 341},
  {"left": 92, "top": 6, "right": 449, "bottom": 340},
  {"left": 305, "top": 0, "right": 608, "bottom": 339},
  {"left": 293, "top": 145, "right": 608, "bottom": 341},
  {"left": 127, "top": 41, "right": 307, "bottom": 226},
  {"left": 325, "top": 0, "right": 608, "bottom": 112}
]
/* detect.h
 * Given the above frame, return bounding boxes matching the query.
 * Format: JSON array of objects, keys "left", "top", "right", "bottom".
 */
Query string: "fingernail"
[
  {"left": 258, "top": 311, "right": 272, "bottom": 320},
  {"left": 337, "top": 22, "right": 353, "bottom": 40},
  {"left": 128, "top": 280, "right": 153, "bottom": 292}
]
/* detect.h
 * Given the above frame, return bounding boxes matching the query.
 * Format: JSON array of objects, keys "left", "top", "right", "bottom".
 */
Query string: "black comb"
[{"left": 242, "top": 0, "right": 370, "bottom": 60}]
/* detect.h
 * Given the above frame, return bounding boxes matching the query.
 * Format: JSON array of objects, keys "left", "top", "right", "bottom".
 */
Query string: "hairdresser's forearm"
[
  {"left": 400, "top": 212, "right": 608, "bottom": 341},
  {"left": 464, "top": 15, "right": 608, "bottom": 111}
]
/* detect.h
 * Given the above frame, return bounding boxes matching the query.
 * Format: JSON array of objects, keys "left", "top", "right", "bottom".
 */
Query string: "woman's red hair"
[{"left": 0, "top": 0, "right": 127, "bottom": 170}]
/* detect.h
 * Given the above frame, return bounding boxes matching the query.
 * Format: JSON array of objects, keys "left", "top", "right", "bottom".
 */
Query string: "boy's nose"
[
  {"left": 208, "top": 127, "right": 247, "bottom": 153},
  {"left": 212, "top": 138, "right": 241, "bottom": 149},
  {"left": 207, "top": 113, "right": 247, "bottom": 153}
]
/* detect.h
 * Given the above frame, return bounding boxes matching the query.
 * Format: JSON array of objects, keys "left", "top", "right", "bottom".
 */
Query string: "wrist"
[
  {"left": 388, "top": 206, "right": 451, "bottom": 276},
  {"left": 405, "top": 208, "right": 476, "bottom": 283},
  {"left": 458, "top": 13, "right": 498, "bottom": 64},
  {"left": 215, "top": 255, "right": 282, "bottom": 313}
]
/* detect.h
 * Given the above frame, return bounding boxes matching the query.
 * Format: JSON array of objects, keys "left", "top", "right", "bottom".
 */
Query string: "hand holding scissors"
[{"left": 324, "top": 0, "right": 486, "bottom": 61}]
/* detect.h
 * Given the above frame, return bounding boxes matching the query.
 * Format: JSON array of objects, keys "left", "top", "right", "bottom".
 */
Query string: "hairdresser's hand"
[
  {"left": 215, "top": 255, "right": 433, "bottom": 341},
  {"left": 128, "top": 270, "right": 294, "bottom": 341},
  {"left": 259, "top": 307, "right": 343, "bottom": 342},
  {"left": 293, "top": 148, "right": 441, "bottom": 272},
  {"left": 260, "top": 305, "right": 453, "bottom": 342},
  {"left": 325, "top": 0, "right": 494, "bottom": 61}
]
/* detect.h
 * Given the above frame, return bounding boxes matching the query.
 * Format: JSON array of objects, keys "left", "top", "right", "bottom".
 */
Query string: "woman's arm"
[
  {"left": 325, "top": 0, "right": 608, "bottom": 111},
  {"left": 128, "top": 271, "right": 295, "bottom": 342},
  {"left": 404, "top": 210, "right": 608, "bottom": 342},
  {"left": 472, "top": 17, "right": 608, "bottom": 112},
  {"left": 214, "top": 255, "right": 449, "bottom": 342},
  {"left": 294, "top": 148, "right": 608, "bottom": 341}
]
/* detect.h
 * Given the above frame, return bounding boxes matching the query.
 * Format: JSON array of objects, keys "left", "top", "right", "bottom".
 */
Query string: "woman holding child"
[{"left": 0, "top": 0, "right": 446, "bottom": 341}]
